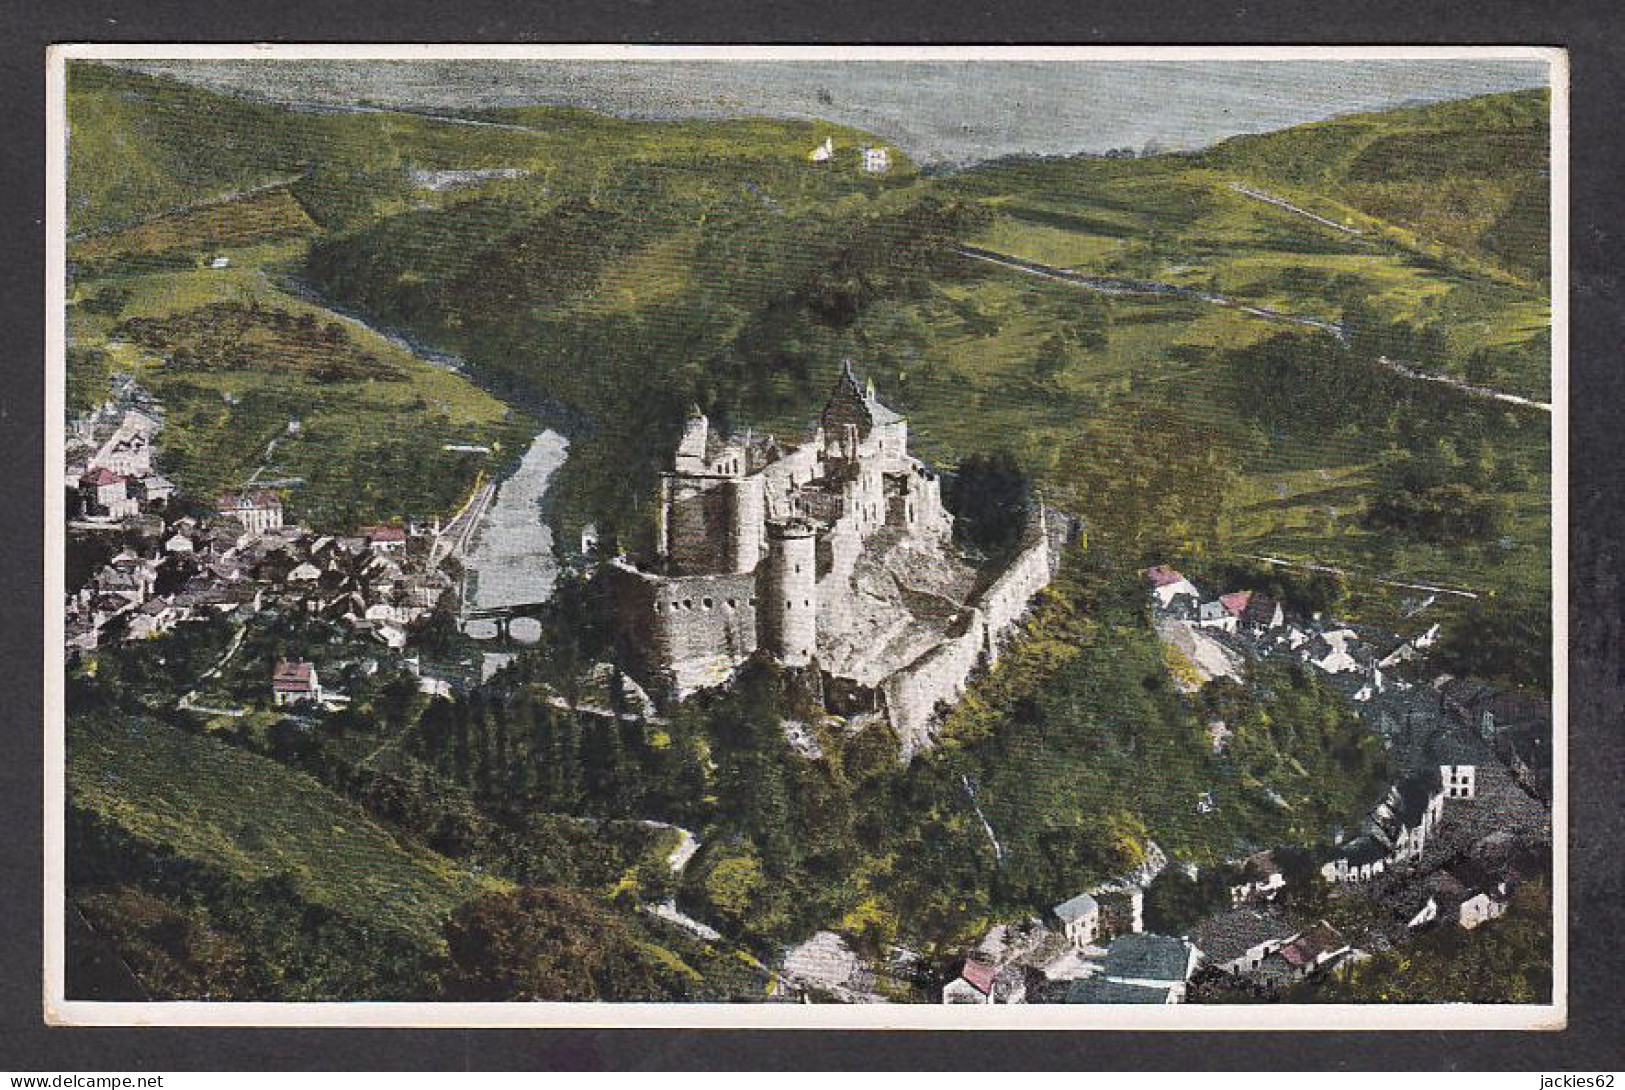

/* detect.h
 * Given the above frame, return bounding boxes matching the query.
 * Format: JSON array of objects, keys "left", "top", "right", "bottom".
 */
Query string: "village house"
[
  {"left": 1091, "top": 933, "right": 1198, "bottom": 1002},
  {"left": 1431, "top": 858, "right": 1514, "bottom": 931},
  {"left": 1253, "top": 921, "right": 1351, "bottom": 988},
  {"left": 1323, "top": 769, "right": 1446, "bottom": 883},
  {"left": 861, "top": 146, "right": 891, "bottom": 174},
  {"left": 1195, "top": 591, "right": 1251, "bottom": 633},
  {"left": 361, "top": 525, "right": 409, "bottom": 554},
  {"left": 271, "top": 660, "right": 321, "bottom": 707},
  {"left": 216, "top": 490, "right": 284, "bottom": 535},
  {"left": 1052, "top": 891, "right": 1102, "bottom": 950},
  {"left": 1228, "top": 850, "right": 1287, "bottom": 904},
  {"left": 1440, "top": 763, "right": 1477, "bottom": 800},
  {"left": 941, "top": 957, "right": 1027, "bottom": 1004},
  {"left": 88, "top": 410, "right": 156, "bottom": 478},
  {"left": 1190, "top": 907, "right": 1298, "bottom": 975},
  {"left": 1241, "top": 593, "right": 1285, "bottom": 632},
  {"left": 1324, "top": 835, "right": 1391, "bottom": 884},
  {"left": 1306, "top": 628, "right": 1364, "bottom": 674},
  {"left": 79, "top": 467, "right": 139, "bottom": 519},
  {"left": 125, "top": 597, "right": 192, "bottom": 640},
  {"left": 1145, "top": 565, "right": 1199, "bottom": 609}
]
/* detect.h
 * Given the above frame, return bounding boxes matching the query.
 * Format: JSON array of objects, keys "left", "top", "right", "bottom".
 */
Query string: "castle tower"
[
  {"left": 762, "top": 518, "right": 817, "bottom": 667},
  {"left": 726, "top": 473, "right": 766, "bottom": 573}
]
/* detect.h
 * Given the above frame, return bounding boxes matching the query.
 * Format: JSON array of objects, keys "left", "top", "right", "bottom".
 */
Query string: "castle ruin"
[{"left": 603, "top": 361, "right": 1064, "bottom": 754}]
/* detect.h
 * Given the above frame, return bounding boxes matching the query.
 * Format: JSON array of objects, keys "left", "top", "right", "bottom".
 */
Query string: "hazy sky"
[{"left": 122, "top": 57, "right": 1552, "bottom": 167}]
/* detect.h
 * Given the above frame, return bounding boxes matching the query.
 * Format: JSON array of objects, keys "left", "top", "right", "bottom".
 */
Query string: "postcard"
[{"left": 45, "top": 44, "right": 1566, "bottom": 1029}]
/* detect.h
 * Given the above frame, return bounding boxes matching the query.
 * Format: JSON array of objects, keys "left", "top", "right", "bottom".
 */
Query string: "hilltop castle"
[{"left": 604, "top": 361, "right": 1064, "bottom": 753}]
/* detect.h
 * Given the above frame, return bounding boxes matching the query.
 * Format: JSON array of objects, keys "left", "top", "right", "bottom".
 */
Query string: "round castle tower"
[{"left": 762, "top": 518, "right": 817, "bottom": 667}]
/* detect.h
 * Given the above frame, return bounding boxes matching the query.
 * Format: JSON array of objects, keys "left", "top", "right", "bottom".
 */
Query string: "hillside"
[
  {"left": 1200, "top": 89, "right": 1551, "bottom": 283},
  {"left": 68, "top": 706, "right": 503, "bottom": 947},
  {"left": 66, "top": 62, "right": 1552, "bottom": 618}
]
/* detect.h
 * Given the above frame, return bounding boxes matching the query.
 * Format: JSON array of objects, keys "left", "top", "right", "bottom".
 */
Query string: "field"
[{"left": 68, "top": 707, "right": 504, "bottom": 947}]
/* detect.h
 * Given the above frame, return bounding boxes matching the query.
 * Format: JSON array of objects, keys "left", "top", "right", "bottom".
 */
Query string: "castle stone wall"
[
  {"left": 976, "top": 521, "right": 1052, "bottom": 665},
  {"left": 604, "top": 561, "right": 758, "bottom": 698},
  {"left": 666, "top": 476, "right": 732, "bottom": 576},
  {"left": 877, "top": 515, "right": 1054, "bottom": 752},
  {"left": 727, "top": 475, "right": 766, "bottom": 574},
  {"left": 881, "top": 608, "right": 987, "bottom": 755}
]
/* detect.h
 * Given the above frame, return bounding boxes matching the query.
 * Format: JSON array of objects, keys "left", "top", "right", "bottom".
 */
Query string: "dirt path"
[
  {"left": 1242, "top": 553, "right": 1481, "bottom": 600},
  {"left": 177, "top": 621, "right": 250, "bottom": 712},
  {"left": 1228, "top": 182, "right": 1364, "bottom": 237},
  {"left": 959, "top": 245, "right": 1551, "bottom": 412}
]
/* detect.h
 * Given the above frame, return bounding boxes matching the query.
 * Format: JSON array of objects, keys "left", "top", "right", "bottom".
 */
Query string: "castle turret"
[
  {"left": 762, "top": 518, "right": 817, "bottom": 667},
  {"left": 726, "top": 473, "right": 766, "bottom": 573}
]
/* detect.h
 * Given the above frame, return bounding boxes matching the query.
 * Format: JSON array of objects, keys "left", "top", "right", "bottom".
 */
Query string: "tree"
[
  {"left": 1143, "top": 868, "right": 1230, "bottom": 935},
  {"left": 442, "top": 887, "right": 687, "bottom": 1001},
  {"left": 948, "top": 450, "right": 1031, "bottom": 553}
]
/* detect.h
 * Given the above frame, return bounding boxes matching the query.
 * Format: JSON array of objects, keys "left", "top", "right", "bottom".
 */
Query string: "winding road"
[{"left": 958, "top": 245, "right": 1552, "bottom": 412}]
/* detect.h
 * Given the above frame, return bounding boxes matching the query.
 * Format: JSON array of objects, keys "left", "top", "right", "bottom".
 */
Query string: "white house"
[
  {"left": 941, "top": 958, "right": 1026, "bottom": 1004},
  {"left": 1195, "top": 596, "right": 1242, "bottom": 633},
  {"left": 1228, "top": 850, "right": 1286, "bottom": 904},
  {"left": 217, "top": 490, "right": 284, "bottom": 535},
  {"left": 362, "top": 525, "right": 409, "bottom": 554},
  {"left": 271, "top": 660, "right": 321, "bottom": 707},
  {"left": 1052, "top": 891, "right": 1101, "bottom": 950},
  {"left": 1145, "top": 565, "right": 1200, "bottom": 609},
  {"left": 1435, "top": 859, "right": 1513, "bottom": 930},
  {"left": 79, "top": 467, "right": 139, "bottom": 519},
  {"left": 861, "top": 146, "right": 891, "bottom": 174},
  {"left": 1440, "top": 763, "right": 1477, "bottom": 800}
]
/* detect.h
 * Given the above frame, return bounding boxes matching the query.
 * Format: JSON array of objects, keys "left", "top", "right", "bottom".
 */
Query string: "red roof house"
[{"left": 271, "top": 660, "right": 321, "bottom": 705}]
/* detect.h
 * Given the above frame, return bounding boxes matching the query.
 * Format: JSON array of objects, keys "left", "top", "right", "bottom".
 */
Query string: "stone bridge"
[{"left": 461, "top": 601, "right": 551, "bottom": 642}]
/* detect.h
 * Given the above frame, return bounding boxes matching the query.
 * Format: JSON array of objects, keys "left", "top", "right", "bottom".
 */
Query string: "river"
[{"left": 463, "top": 429, "right": 570, "bottom": 616}]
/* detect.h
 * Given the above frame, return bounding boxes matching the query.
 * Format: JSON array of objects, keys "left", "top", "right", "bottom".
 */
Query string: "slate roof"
[
  {"left": 1278, "top": 922, "right": 1347, "bottom": 968},
  {"left": 1053, "top": 891, "right": 1100, "bottom": 924},
  {"left": 1065, "top": 977, "right": 1175, "bottom": 1004},
  {"left": 1242, "top": 593, "right": 1281, "bottom": 624},
  {"left": 1102, "top": 934, "right": 1192, "bottom": 985},
  {"left": 1190, "top": 908, "right": 1297, "bottom": 966},
  {"left": 1338, "top": 835, "right": 1389, "bottom": 867}
]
